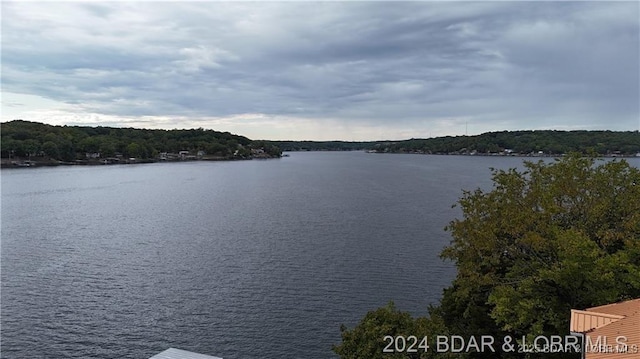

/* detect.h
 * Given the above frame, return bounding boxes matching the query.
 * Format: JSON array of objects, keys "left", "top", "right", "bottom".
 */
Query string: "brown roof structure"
[{"left": 570, "top": 298, "right": 640, "bottom": 359}]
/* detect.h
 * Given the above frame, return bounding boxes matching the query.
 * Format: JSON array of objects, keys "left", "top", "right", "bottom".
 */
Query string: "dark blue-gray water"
[{"left": 3, "top": 152, "right": 637, "bottom": 359}]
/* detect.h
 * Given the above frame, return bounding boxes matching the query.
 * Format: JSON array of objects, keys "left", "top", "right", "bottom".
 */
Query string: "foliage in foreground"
[
  {"left": 334, "top": 155, "right": 640, "bottom": 358},
  {"left": 333, "top": 303, "right": 455, "bottom": 359}
]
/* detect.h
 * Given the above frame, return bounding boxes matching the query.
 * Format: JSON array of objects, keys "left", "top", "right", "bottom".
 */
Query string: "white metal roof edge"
[{"left": 149, "top": 347, "right": 223, "bottom": 359}]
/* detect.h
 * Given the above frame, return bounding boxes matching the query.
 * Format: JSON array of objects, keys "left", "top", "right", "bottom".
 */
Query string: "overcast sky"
[{"left": 2, "top": 1, "right": 639, "bottom": 140}]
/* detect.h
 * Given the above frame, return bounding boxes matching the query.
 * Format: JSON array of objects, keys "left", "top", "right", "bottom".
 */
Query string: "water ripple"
[{"left": 0, "top": 153, "right": 543, "bottom": 359}]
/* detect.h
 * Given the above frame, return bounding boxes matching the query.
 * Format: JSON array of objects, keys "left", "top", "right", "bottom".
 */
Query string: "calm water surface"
[{"left": 3, "top": 152, "right": 635, "bottom": 358}]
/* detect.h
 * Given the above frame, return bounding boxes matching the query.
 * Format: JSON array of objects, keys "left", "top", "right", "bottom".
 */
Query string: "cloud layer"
[{"left": 2, "top": 1, "right": 638, "bottom": 140}]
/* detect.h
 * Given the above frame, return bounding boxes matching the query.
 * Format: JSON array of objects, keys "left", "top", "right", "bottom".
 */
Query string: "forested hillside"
[
  {"left": 3, "top": 120, "right": 637, "bottom": 165},
  {"left": 270, "top": 130, "right": 640, "bottom": 156},
  {"left": 373, "top": 130, "right": 640, "bottom": 156},
  {"left": 1, "top": 120, "right": 281, "bottom": 162}
]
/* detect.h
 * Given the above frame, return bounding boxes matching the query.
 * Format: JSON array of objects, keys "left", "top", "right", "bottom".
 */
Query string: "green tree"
[
  {"left": 41, "top": 141, "right": 59, "bottom": 159},
  {"left": 1, "top": 138, "right": 21, "bottom": 158},
  {"left": 79, "top": 137, "right": 101, "bottom": 153},
  {"left": 126, "top": 142, "right": 142, "bottom": 158},
  {"left": 23, "top": 139, "right": 40, "bottom": 157},
  {"left": 207, "top": 142, "right": 228, "bottom": 156},
  {"left": 336, "top": 155, "right": 640, "bottom": 359},
  {"left": 99, "top": 140, "right": 117, "bottom": 158},
  {"left": 442, "top": 156, "right": 640, "bottom": 339},
  {"left": 333, "top": 303, "right": 454, "bottom": 359}
]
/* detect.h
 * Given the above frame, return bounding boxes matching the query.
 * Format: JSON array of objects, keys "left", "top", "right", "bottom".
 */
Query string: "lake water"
[{"left": 3, "top": 152, "right": 636, "bottom": 359}]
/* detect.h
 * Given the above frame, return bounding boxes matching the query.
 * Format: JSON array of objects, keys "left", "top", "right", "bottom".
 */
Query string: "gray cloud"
[{"left": 1, "top": 1, "right": 638, "bottom": 139}]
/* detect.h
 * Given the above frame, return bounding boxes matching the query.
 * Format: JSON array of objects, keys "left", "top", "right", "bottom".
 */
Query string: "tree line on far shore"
[
  {"left": 270, "top": 130, "right": 640, "bottom": 156},
  {"left": 3, "top": 120, "right": 637, "bottom": 163},
  {"left": 1, "top": 120, "right": 282, "bottom": 161}
]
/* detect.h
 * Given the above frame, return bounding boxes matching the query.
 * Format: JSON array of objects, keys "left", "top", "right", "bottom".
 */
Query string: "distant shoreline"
[
  {"left": 270, "top": 130, "right": 640, "bottom": 155},
  {"left": 4, "top": 150, "right": 639, "bottom": 169},
  {"left": 363, "top": 150, "right": 640, "bottom": 158},
  {"left": 0, "top": 155, "right": 280, "bottom": 169}
]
